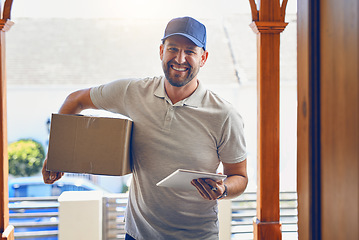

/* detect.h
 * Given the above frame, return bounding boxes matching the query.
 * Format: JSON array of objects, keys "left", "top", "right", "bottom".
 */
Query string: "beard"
[{"left": 162, "top": 60, "right": 200, "bottom": 87}]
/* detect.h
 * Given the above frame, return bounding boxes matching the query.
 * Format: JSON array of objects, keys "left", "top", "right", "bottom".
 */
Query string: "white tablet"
[{"left": 156, "top": 169, "right": 227, "bottom": 191}]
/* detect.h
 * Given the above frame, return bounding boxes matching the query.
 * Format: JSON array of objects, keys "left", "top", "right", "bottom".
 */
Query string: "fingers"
[
  {"left": 43, "top": 170, "right": 63, "bottom": 184},
  {"left": 191, "top": 178, "right": 223, "bottom": 200},
  {"left": 42, "top": 158, "right": 63, "bottom": 184},
  {"left": 191, "top": 180, "right": 208, "bottom": 199}
]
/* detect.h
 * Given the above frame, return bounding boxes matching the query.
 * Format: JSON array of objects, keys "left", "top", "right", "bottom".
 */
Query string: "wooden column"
[
  {"left": 0, "top": 1, "right": 14, "bottom": 239},
  {"left": 248, "top": 1, "right": 288, "bottom": 239}
]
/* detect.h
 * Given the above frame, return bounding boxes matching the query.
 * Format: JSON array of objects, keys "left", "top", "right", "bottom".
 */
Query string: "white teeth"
[{"left": 172, "top": 66, "right": 187, "bottom": 72}]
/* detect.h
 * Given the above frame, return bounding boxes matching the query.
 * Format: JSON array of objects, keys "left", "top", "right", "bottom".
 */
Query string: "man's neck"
[{"left": 164, "top": 78, "right": 199, "bottom": 104}]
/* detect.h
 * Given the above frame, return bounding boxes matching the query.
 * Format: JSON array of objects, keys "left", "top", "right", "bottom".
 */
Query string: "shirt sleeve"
[
  {"left": 217, "top": 108, "right": 247, "bottom": 164},
  {"left": 90, "top": 79, "right": 133, "bottom": 117}
]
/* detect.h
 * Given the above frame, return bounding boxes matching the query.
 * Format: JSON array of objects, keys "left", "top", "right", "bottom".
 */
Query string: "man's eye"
[
  {"left": 186, "top": 50, "right": 195, "bottom": 55},
  {"left": 168, "top": 48, "right": 178, "bottom": 52}
]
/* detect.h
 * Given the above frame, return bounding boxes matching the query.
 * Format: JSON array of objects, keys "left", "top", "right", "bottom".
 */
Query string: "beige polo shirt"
[{"left": 90, "top": 76, "right": 246, "bottom": 240}]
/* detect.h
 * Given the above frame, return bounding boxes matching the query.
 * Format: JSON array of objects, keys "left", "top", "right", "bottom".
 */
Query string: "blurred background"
[{"left": 6, "top": 0, "right": 297, "bottom": 194}]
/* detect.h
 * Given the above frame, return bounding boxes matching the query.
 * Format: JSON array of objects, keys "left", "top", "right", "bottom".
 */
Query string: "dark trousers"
[{"left": 125, "top": 233, "right": 136, "bottom": 240}]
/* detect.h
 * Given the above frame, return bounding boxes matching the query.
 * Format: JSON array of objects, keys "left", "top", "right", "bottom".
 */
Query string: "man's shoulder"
[
  {"left": 102, "top": 76, "right": 163, "bottom": 93},
  {"left": 126, "top": 76, "right": 163, "bottom": 88},
  {"left": 202, "top": 89, "right": 234, "bottom": 111},
  {"left": 107, "top": 75, "right": 159, "bottom": 84},
  {"left": 132, "top": 76, "right": 163, "bottom": 83}
]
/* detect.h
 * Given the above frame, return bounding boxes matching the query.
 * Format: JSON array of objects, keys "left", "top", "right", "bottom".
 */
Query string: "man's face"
[{"left": 160, "top": 35, "right": 208, "bottom": 87}]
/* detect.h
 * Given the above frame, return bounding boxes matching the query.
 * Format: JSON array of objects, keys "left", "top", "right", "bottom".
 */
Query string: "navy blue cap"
[{"left": 162, "top": 17, "right": 207, "bottom": 50}]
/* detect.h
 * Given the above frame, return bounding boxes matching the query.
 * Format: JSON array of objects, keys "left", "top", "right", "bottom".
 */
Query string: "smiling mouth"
[{"left": 171, "top": 65, "right": 189, "bottom": 72}]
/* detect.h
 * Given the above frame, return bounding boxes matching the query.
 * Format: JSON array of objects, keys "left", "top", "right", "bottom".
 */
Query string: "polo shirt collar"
[
  {"left": 154, "top": 76, "right": 166, "bottom": 99},
  {"left": 154, "top": 76, "right": 206, "bottom": 107}
]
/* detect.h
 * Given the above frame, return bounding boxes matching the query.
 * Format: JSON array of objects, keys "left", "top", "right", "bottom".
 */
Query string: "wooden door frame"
[{"left": 0, "top": 1, "right": 14, "bottom": 239}]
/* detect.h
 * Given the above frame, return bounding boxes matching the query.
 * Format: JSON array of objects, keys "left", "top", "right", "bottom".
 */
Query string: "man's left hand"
[{"left": 191, "top": 178, "right": 225, "bottom": 200}]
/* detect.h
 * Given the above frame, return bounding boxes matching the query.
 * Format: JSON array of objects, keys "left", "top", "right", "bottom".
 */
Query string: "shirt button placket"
[{"left": 164, "top": 106, "right": 174, "bottom": 131}]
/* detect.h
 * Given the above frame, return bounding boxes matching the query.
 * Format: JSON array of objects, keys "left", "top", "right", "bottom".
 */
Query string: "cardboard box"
[{"left": 47, "top": 114, "right": 132, "bottom": 176}]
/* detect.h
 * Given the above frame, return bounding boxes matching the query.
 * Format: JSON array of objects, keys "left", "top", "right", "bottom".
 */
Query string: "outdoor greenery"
[{"left": 8, "top": 139, "right": 45, "bottom": 177}]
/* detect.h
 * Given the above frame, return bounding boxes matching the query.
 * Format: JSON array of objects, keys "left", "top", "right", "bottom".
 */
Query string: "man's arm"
[
  {"left": 58, "top": 88, "right": 97, "bottom": 114},
  {"left": 191, "top": 160, "right": 248, "bottom": 200},
  {"left": 42, "top": 88, "right": 98, "bottom": 184}
]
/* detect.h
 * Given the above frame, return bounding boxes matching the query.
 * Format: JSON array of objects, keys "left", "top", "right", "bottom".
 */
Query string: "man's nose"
[{"left": 175, "top": 50, "right": 186, "bottom": 64}]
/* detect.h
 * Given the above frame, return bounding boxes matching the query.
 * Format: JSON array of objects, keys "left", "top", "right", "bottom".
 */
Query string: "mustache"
[{"left": 168, "top": 60, "right": 191, "bottom": 68}]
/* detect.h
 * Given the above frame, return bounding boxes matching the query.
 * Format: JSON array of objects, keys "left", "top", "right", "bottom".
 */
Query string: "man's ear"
[
  {"left": 159, "top": 44, "right": 164, "bottom": 61},
  {"left": 200, "top": 51, "right": 209, "bottom": 67}
]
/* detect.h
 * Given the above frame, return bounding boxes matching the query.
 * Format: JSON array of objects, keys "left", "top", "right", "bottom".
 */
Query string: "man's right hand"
[{"left": 42, "top": 158, "right": 64, "bottom": 184}]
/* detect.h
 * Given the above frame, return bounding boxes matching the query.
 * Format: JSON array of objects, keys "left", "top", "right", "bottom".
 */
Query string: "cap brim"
[{"left": 162, "top": 33, "right": 205, "bottom": 49}]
